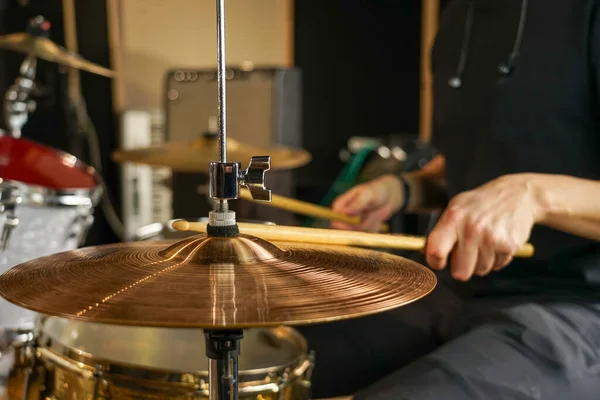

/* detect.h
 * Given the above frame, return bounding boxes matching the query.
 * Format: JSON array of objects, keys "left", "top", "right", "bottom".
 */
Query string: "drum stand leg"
[{"left": 204, "top": 330, "right": 243, "bottom": 400}]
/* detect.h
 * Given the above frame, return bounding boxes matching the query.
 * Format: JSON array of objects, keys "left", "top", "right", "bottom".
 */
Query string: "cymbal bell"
[
  {"left": 0, "top": 234, "right": 436, "bottom": 328},
  {"left": 0, "top": 33, "right": 115, "bottom": 78},
  {"left": 112, "top": 136, "right": 312, "bottom": 171}
]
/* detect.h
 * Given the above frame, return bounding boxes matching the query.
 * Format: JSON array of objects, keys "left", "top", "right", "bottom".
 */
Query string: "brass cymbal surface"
[
  {"left": 0, "top": 235, "right": 436, "bottom": 328},
  {"left": 111, "top": 136, "right": 311, "bottom": 171},
  {"left": 0, "top": 33, "right": 115, "bottom": 78}
]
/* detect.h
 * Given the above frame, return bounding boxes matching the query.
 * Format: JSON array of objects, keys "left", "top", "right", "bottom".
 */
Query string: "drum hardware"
[
  {"left": 2, "top": 15, "right": 115, "bottom": 140},
  {"left": 29, "top": 346, "right": 107, "bottom": 398},
  {"left": 0, "top": 328, "right": 36, "bottom": 390},
  {"left": 66, "top": 210, "right": 96, "bottom": 247},
  {"left": 2, "top": 16, "right": 50, "bottom": 140},
  {"left": 0, "top": 181, "right": 20, "bottom": 251},
  {"left": 4, "top": 55, "right": 37, "bottom": 139},
  {"left": 172, "top": 220, "right": 536, "bottom": 258},
  {"left": 0, "top": 216, "right": 18, "bottom": 252},
  {"left": 238, "top": 189, "right": 390, "bottom": 233}
]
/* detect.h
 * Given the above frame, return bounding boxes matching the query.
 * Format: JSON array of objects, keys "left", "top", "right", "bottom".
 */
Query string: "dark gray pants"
[{"left": 296, "top": 282, "right": 600, "bottom": 399}]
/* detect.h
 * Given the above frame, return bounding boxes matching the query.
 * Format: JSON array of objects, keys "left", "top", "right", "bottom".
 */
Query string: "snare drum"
[
  {"left": 21, "top": 316, "right": 314, "bottom": 399},
  {"left": 0, "top": 136, "right": 101, "bottom": 338}
]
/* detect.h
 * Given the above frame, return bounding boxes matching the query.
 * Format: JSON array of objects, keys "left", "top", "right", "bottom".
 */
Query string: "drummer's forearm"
[{"left": 402, "top": 154, "right": 448, "bottom": 213}]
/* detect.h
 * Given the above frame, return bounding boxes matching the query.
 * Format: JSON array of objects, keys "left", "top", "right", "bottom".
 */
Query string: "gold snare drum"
[{"left": 18, "top": 316, "right": 314, "bottom": 399}]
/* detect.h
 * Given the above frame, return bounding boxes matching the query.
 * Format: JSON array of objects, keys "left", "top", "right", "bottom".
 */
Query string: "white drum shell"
[{"left": 0, "top": 205, "right": 91, "bottom": 331}]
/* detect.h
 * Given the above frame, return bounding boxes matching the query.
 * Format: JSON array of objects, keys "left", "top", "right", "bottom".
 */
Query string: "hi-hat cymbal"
[
  {"left": 112, "top": 136, "right": 311, "bottom": 171},
  {"left": 0, "top": 33, "right": 115, "bottom": 78},
  {"left": 0, "top": 234, "right": 436, "bottom": 328}
]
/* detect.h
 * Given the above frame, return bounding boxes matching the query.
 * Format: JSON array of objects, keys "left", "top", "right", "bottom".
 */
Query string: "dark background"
[
  {"left": 0, "top": 0, "right": 435, "bottom": 245},
  {"left": 294, "top": 0, "right": 422, "bottom": 196}
]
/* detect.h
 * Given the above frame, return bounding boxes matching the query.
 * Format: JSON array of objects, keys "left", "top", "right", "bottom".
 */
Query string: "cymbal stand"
[
  {"left": 4, "top": 55, "right": 36, "bottom": 138},
  {"left": 3, "top": 16, "right": 50, "bottom": 138},
  {"left": 204, "top": 0, "right": 272, "bottom": 399}
]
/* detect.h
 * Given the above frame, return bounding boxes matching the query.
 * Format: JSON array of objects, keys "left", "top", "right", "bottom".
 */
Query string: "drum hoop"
[
  {"left": 5, "top": 175, "right": 102, "bottom": 208},
  {"left": 35, "top": 323, "right": 309, "bottom": 387}
]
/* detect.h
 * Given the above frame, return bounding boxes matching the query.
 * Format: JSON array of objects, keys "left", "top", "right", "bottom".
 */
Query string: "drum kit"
[{"left": 0, "top": 4, "right": 535, "bottom": 400}]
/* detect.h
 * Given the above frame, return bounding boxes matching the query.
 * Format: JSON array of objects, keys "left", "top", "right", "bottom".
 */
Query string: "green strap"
[{"left": 304, "top": 146, "right": 376, "bottom": 227}]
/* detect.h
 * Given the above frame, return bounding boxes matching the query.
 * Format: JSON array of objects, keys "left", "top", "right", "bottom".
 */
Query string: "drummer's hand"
[
  {"left": 425, "top": 174, "right": 545, "bottom": 280},
  {"left": 331, "top": 175, "right": 403, "bottom": 232}
]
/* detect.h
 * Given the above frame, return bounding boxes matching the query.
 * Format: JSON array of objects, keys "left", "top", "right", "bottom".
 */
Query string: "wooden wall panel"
[
  {"left": 114, "top": 0, "right": 291, "bottom": 109},
  {"left": 420, "top": 0, "right": 439, "bottom": 143}
]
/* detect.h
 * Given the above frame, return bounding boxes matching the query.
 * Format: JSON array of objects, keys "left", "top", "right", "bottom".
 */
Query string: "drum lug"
[
  {"left": 91, "top": 363, "right": 109, "bottom": 400},
  {"left": 69, "top": 209, "right": 94, "bottom": 247},
  {"left": 278, "top": 372, "right": 288, "bottom": 400},
  {"left": 78, "top": 213, "right": 95, "bottom": 246},
  {"left": 305, "top": 350, "right": 315, "bottom": 382},
  {"left": 0, "top": 214, "right": 18, "bottom": 251},
  {"left": 292, "top": 351, "right": 315, "bottom": 400}
]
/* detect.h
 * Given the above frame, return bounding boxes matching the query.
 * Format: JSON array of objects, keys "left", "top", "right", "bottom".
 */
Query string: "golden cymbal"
[
  {"left": 111, "top": 136, "right": 311, "bottom": 171},
  {"left": 0, "top": 235, "right": 436, "bottom": 328},
  {"left": 0, "top": 33, "right": 115, "bottom": 78}
]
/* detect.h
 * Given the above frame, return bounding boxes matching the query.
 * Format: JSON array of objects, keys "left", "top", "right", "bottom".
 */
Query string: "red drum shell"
[{"left": 0, "top": 136, "right": 97, "bottom": 190}]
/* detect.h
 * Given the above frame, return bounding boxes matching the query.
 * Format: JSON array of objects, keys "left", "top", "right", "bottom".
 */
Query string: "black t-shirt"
[{"left": 431, "top": 0, "right": 600, "bottom": 297}]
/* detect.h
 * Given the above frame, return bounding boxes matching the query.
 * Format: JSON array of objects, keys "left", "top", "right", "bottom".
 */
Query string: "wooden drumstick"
[
  {"left": 172, "top": 220, "right": 535, "bottom": 258},
  {"left": 239, "top": 189, "right": 390, "bottom": 233}
]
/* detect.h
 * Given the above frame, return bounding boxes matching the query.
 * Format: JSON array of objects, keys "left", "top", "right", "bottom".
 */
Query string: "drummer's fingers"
[
  {"left": 358, "top": 206, "right": 392, "bottom": 232},
  {"left": 336, "top": 187, "right": 376, "bottom": 216},
  {"left": 331, "top": 221, "right": 357, "bottom": 230},
  {"left": 332, "top": 187, "right": 364, "bottom": 214}
]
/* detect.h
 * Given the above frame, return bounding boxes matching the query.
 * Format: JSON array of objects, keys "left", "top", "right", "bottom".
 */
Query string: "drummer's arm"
[
  {"left": 525, "top": 174, "right": 600, "bottom": 242},
  {"left": 401, "top": 154, "right": 449, "bottom": 213}
]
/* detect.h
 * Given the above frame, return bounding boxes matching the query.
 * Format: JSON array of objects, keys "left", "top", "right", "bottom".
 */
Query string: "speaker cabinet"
[{"left": 164, "top": 67, "right": 302, "bottom": 224}]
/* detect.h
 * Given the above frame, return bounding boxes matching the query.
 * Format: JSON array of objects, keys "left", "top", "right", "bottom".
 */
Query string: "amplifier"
[{"left": 164, "top": 67, "right": 302, "bottom": 224}]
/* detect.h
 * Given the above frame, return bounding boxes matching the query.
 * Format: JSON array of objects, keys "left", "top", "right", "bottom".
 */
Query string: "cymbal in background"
[
  {"left": 112, "top": 136, "right": 311, "bottom": 171},
  {"left": 0, "top": 33, "right": 115, "bottom": 78}
]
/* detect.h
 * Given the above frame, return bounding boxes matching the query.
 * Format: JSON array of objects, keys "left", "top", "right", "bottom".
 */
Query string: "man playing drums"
[{"left": 297, "top": 1, "right": 600, "bottom": 399}]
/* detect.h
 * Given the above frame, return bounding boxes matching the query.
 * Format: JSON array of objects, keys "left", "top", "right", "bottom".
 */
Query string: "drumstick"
[
  {"left": 172, "top": 220, "right": 535, "bottom": 258},
  {"left": 238, "top": 189, "right": 390, "bottom": 233}
]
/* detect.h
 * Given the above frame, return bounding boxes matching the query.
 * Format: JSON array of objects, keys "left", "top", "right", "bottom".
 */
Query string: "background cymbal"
[
  {"left": 0, "top": 235, "right": 436, "bottom": 328},
  {"left": 112, "top": 136, "right": 311, "bottom": 171},
  {"left": 0, "top": 33, "right": 116, "bottom": 78}
]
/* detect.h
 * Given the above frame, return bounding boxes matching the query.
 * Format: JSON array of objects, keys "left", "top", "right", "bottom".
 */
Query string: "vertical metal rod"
[
  {"left": 209, "top": 359, "right": 219, "bottom": 400},
  {"left": 216, "top": 0, "right": 227, "bottom": 163},
  {"left": 232, "top": 355, "right": 239, "bottom": 400},
  {"left": 216, "top": 0, "right": 228, "bottom": 212}
]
